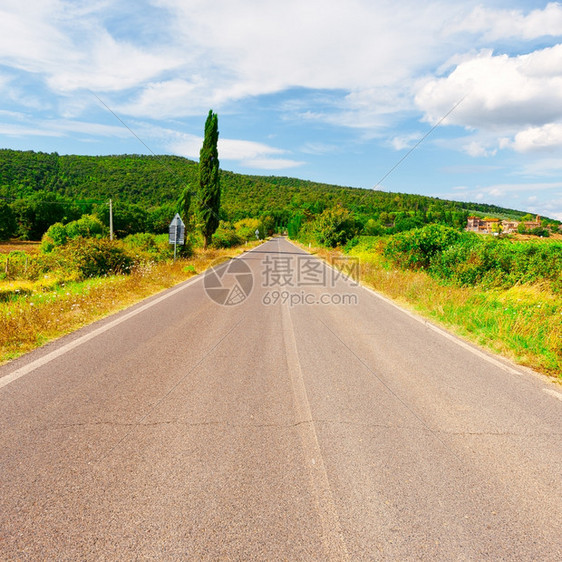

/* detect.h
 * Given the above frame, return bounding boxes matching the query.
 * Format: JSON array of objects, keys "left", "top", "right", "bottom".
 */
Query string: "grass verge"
[
  {"left": 299, "top": 240, "right": 561, "bottom": 381},
  {"left": 0, "top": 244, "right": 258, "bottom": 365}
]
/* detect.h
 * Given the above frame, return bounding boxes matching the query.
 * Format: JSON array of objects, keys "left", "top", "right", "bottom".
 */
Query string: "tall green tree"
[{"left": 198, "top": 110, "right": 220, "bottom": 249}]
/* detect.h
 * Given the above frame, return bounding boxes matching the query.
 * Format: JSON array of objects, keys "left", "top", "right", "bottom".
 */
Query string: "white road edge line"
[
  {"left": 297, "top": 240, "right": 527, "bottom": 379},
  {"left": 0, "top": 244, "right": 268, "bottom": 388},
  {"left": 281, "top": 303, "right": 349, "bottom": 561},
  {"left": 0, "top": 243, "right": 270, "bottom": 390},
  {"left": 544, "top": 389, "right": 562, "bottom": 401},
  {"left": 0, "top": 275, "right": 203, "bottom": 390}
]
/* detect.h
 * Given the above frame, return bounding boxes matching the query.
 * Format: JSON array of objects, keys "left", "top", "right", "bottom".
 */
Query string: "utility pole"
[{"left": 109, "top": 199, "right": 114, "bottom": 241}]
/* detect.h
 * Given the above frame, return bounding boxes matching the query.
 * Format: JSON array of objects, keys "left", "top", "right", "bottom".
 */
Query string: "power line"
[{"left": 372, "top": 95, "right": 467, "bottom": 191}]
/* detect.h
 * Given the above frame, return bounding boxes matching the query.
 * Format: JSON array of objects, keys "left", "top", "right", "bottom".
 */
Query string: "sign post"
[{"left": 169, "top": 213, "right": 186, "bottom": 261}]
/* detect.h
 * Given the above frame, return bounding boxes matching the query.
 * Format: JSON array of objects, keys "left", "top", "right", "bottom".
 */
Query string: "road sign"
[
  {"left": 255, "top": 229, "right": 260, "bottom": 240},
  {"left": 169, "top": 213, "right": 185, "bottom": 245}
]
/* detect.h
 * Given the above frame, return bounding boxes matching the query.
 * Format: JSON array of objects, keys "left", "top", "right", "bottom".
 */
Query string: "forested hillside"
[{"left": 0, "top": 148, "right": 550, "bottom": 240}]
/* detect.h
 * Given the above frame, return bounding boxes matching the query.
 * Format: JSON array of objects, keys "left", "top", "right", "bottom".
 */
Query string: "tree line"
[{"left": 1, "top": 139, "right": 559, "bottom": 243}]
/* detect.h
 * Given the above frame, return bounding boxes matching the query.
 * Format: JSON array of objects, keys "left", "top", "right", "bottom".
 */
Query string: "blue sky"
[{"left": 2, "top": 1, "right": 562, "bottom": 219}]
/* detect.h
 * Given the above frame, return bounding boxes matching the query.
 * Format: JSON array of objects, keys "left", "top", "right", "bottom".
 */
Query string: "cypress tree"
[{"left": 198, "top": 110, "right": 220, "bottom": 249}]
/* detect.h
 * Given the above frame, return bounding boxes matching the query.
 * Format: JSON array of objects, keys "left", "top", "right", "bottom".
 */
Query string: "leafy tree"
[
  {"left": 198, "top": 110, "right": 220, "bottom": 249},
  {"left": 311, "top": 207, "right": 358, "bottom": 247},
  {"left": 363, "top": 218, "right": 384, "bottom": 236},
  {"left": 94, "top": 201, "right": 148, "bottom": 238},
  {"left": 258, "top": 215, "right": 276, "bottom": 238},
  {"left": 234, "top": 217, "right": 260, "bottom": 241},
  {"left": 147, "top": 204, "right": 175, "bottom": 234},
  {"left": 211, "top": 221, "right": 241, "bottom": 248},
  {"left": 11, "top": 191, "right": 79, "bottom": 240},
  {"left": 0, "top": 201, "right": 16, "bottom": 240}
]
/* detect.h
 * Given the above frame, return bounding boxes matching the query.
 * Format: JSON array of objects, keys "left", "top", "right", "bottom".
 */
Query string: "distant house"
[
  {"left": 466, "top": 215, "right": 541, "bottom": 234},
  {"left": 502, "top": 220, "right": 519, "bottom": 234},
  {"left": 523, "top": 216, "right": 541, "bottom": 230},
  {"left": 466, "top": 216, "right": 501, "bottom": 234}
]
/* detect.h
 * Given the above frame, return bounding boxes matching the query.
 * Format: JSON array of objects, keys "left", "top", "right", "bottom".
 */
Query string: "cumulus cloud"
[
  {"left": 509, "top": 123, "right": 562, "bottom": 152},
  {"left": 463, "top": 141, "right": 497, "bottom": 158},
  {"left": 416, "top": 46, "right": 562, "bottom": 130},
  {"left": 415, "top": 44, "right": 562, "bottom": 159}
]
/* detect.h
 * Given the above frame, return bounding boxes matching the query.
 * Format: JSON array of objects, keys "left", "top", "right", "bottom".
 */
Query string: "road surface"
[{"left": 1, "top": 238, "right": 561, "bottom": 560}]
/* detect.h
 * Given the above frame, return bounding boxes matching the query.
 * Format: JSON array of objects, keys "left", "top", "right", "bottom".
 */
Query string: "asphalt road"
[{"left": 1, "top": 237, "right": 560, "bottom": 560}]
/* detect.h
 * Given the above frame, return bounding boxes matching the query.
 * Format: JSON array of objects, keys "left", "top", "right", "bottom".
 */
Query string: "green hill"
[{"left": 0, "top": 148, "right": 546, "bottom": 240}]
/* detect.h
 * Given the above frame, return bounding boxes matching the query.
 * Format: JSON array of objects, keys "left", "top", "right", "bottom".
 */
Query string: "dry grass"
[
  {"left": 0, "top": 243, "right": 259, "bottom": 364},
  {"left": 0, "top": 240, "right": 41, "bottom": 254}
]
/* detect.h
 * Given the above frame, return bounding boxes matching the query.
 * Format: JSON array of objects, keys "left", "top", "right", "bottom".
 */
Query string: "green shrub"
[
  {"left": 311, "top": 207, "right": 358, "bottom": 248},
  {"left": 429, "top": 237, "right": 562, "bottom": 289},
  {"left": 41, "top": 222, "right": 68, "bottom": 252},
  {"left": 58, "top": 238, "right": 134, "bottom": 278},
  {"left": 212, "top": 221, "right": 242, "bottom": 248},
  {"left": 384, "top": 224, "right": 462, "bottom": 269},
  {"left": 65, "top": 215, "right": 105, "bottom": 239},
  {"left": 41, "top": 215, "right": 105, "bottom": 252},
  {"left": 234, "top": 218, "right": 260, "bottom": 241},
  {"left": 123, "top": 232, "right": 191, "bottom": 260}
]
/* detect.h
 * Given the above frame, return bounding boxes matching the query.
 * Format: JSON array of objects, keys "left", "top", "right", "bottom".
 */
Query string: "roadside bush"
[
  {"left": 66, "top": 215, "right": 105, "bottom": 239},
  {"left": 429, "top": 237, "right": 562, "bottom": 289},
  {"left": 212, "top": 221, "right": 242, "bottom": 248},
  {"left": 41, "top": 222, "right": 68, "bottom": 252},
  {"left": 58, "top": 238, "right": 134, "bottom": 278},
  {"left": 123, "top": 232, "right": 192, "bottom": 261},
  {"left": 311, "top": 207, "right": 358, "bottom": 248},
  {"left": 42, "top": 215, "right": 105, "bottom": 252},
  {"left": 384, "top": 224, "right": 462, "bottom": 269},
  {"left": 234, "top": 218, "right": 260, "bottom": 242}
]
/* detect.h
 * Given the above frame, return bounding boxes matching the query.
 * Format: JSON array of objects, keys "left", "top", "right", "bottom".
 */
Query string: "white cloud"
[
  {"left": 242, "top": 158, "right": 304, "bottom": 170},
  {"left": 450, "top": 2, "right": 562, "bottom": 41},
  {"left": 442, "top": 182, "right": 562, "bottom": 219},
  {"left": 119, "top": 0, "right": 466, "bottom": 120},
  {"left": 519, "top": 157, "right": 562, "bottom": 176},
  {"left": 0, "top": 0, "right": 180, "bottom": 95},
  {"left": 0, "top": 116, "right": 133, "bottom": 138},
  {"left": 390, "top": 133, "right": 422, "bottom": 151},
  {"left": 169, "top": 134, "right": 303, "bottom": 170},
  {"left": 463, "top": 141, "right": 497, "bottom": 158},
  {"left": 415, "top": 44, "right": 562, "bottom": 160},
  {"left": 510, "top": 123, "right": 562, "bottom": 152}
]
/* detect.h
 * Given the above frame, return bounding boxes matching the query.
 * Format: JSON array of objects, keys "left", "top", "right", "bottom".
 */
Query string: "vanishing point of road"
[{"left": 1, "top": 238, "right": 560, "bottom": 560}]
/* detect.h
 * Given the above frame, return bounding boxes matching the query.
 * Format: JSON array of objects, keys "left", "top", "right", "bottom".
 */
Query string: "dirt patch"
[{"left": 0, "top": 240, "right": 41, "bottom": 254}]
